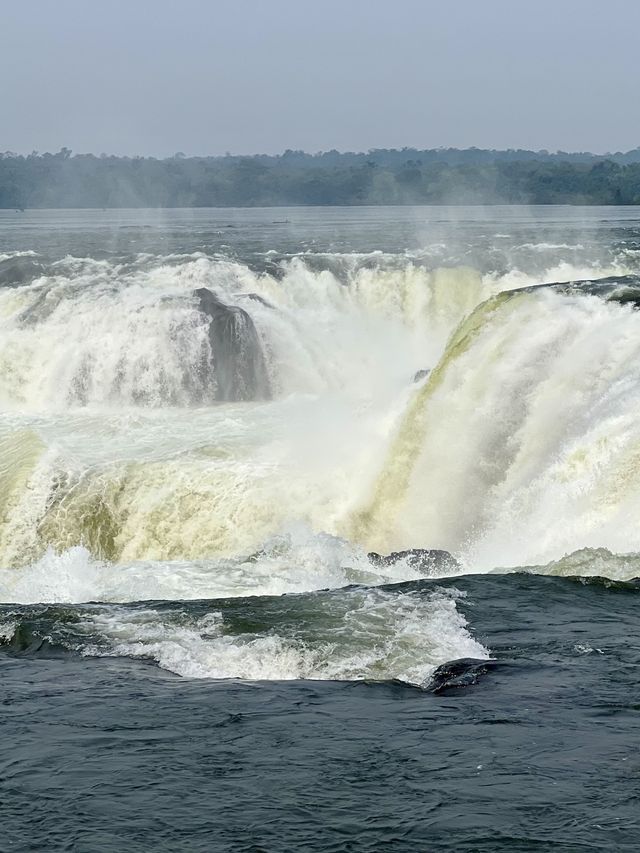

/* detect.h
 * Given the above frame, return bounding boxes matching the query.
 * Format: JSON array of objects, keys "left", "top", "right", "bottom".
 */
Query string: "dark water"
[{"left": 3, "top": 573, "right": 640, "bottom": 852}]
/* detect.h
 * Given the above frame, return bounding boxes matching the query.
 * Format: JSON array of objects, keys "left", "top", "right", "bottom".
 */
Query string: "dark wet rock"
[
  {"left": 413, "top": 368, "right": 430, "bottom": 383},
  {"left": 560, "top": 275, "right": 640, "bottom": 309},
  {"left": 367, "top": 548, "right": 460, "bottom": 574},
  {"left": 515, "top": 274, "right": 640, "bottom": 309},
  {"left": 603, "top": 285, "right": 640, "bottom": 308},
  {"left": 0, "top": 256, "right": 46, "bottom": 287},
  {"left": 426, "top": 657, "right": 498, "bottom": 694},
  {"left": 195, "top": 287, "right": 271, "bottom": 402}
]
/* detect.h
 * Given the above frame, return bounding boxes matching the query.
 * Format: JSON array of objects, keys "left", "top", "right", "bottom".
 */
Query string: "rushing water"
[{"left": 2, "top": 206, "right": 640, "bottom": 851}]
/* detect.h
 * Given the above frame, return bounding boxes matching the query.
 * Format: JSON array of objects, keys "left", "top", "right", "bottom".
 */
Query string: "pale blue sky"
[{"left": 2, "top": 0, "right": 639, "bottom": 156}]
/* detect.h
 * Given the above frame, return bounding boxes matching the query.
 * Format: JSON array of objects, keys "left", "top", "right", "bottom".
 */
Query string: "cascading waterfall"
[
  {"left": 1, "top": 227, "right": 640, "bottom": 683},
  {"left": 357, "top": 277, "right": 640, "bottom": 566},
  {"left": 0, "top": 252, "right": 639, "bottom": 576},
  {"left": 0, "top": 255, "right": 494, "bottom": 569},
  {"left": 0, "top": 255, "right": 482, "bottom": 407}
]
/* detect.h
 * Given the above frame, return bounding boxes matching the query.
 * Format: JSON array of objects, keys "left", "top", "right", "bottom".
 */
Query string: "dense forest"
[{"left": 2, "top": 146, "right": 640, "bottom": 207}]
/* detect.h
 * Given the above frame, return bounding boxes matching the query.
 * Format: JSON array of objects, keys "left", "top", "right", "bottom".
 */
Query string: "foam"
[
  {"left": 0, "top": 526, "right": 449, "bottom": 605},
  {"left": 1, "top": 249, "right": 639, "bottom": 585},
  {"left": 78, "top": 586, "right": 488, "bottom": 684},
  {"left": 361, "top": 287, "right": 640, "bottom": 567}
]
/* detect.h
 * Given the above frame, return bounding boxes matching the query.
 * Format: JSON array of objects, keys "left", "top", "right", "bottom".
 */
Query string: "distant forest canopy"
[{"left": 2, "top": 146, "right": 640, "bottom": 207}]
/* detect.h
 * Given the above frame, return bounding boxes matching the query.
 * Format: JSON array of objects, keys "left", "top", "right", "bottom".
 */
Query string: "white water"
[
  {"left": 360, "top": 287, "right": 640, "bottom": 567},
  {"left": 1, "top": 220, "right": 640, "bottom": 685},
  {"left": 71, "top": 587, "right": 487, "bottom": 685},
  {"left": 0, "top": 247, "right": 639, "bottom": 611},
  {"left": 0, "top": 254, "right": 488, "bottom": 407},
  {"left": 0, "top": 254, "right": 491, "bottom": 570}
]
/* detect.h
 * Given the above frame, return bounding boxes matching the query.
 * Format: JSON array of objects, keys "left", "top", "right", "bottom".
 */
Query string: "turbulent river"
[{"left": 3, "top": 206, "right": 640, "bottom": 852}]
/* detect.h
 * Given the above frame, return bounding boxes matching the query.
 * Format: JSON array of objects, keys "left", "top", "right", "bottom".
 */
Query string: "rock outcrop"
[{"left": 195, "top": 287, "right": 271, "bottom": 402}]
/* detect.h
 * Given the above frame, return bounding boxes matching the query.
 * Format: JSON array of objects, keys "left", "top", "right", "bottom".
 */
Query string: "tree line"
[{"left": 2, "top": 147, "right": 640, "bottom": 207}]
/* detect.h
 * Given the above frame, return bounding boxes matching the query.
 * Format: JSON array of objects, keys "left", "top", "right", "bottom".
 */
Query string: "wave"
[
  {"left": 0, "top": 582, "right": 488, "bottom": 685},
  {"left": 0, "top": 531, "right": 461, "bottom": 604}
]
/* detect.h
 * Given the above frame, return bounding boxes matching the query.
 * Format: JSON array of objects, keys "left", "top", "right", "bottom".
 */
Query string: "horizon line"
[{"left": 2, "top": 144, "right": 640, "bottom": 161}]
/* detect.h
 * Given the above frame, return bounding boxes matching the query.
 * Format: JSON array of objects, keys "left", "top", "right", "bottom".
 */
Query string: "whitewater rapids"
[{"left": 1, "top": 207, "right": 640, "bottom": 682}]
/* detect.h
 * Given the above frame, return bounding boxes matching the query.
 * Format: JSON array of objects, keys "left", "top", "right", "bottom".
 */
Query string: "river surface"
[{"left": 2, "top": 206, "right": 640, "bottom": 851}]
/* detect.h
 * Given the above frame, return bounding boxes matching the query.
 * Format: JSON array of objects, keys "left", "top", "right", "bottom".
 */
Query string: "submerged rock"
[
  {"left": 367, "top": 548, "right": 460, "bottom": 574},
  {"left": 0, "top": 256, "right": 46, "bottom": 287},
  {"left": 426, "top": 657, "right": 498, "bottom": 693},
  {"left": 236, "top": 292, "right": 276, "bottom": 309},
  {"left": 195, "top": 287, "right": 271, "bottom": 402},
  {"left": 413, "top": 368, "right": 430, "bottom": 383}
]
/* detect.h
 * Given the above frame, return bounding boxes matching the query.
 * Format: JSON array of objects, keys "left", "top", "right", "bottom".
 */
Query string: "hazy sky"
[{"left": 2, "top": 0, "right": 639, "bottom": 157}]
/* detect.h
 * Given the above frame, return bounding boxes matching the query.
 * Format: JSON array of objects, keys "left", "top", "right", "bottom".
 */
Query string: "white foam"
[
  {"left": 0, "top": 524, "right": 450, "bottom": 604},
  {"left": 0, "top": 619, "right": 16, "bottom": 642},
  {"left": 1, "top": 250, "right": 639, "bottom": 586},
  {"left": 0, "top": 547, "right": 103, "bottom": 604},
  {"left": 368, "top": 288, "right": 640, "bottom": 567},
  {"left": 0, "top": 255, "right": 486, "bottom": 409},
  {"left": 78, "top": 587, "right": 488, "bottom": 684},
  {"left": 0, "top": 250, "right": 38, "bottom": 261}
]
